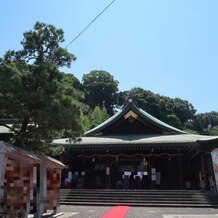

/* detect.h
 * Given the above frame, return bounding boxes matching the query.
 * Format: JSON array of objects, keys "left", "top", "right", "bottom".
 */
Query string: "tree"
[
  {"left": 193, "top": 111, "right": 218, "bottom": 135},
  {"left": 63, "top": 73, "right": 83, "bottom": 91},
  {"left": 89, "top": 106, "right": 110, "bottom": 129},
  {"left": 172, "top": 98, "right": 196, "bottom": 126},
  {"left": 211, "top": 126, "right": 218, "bottom": 136},
  {"left": 79, "top": 112, "right": 91, "bottom": 133},
  {"left": 82, "top": 70, "right": 119, "bottom": 115},
  {"left": 79, "top": 106, "right": 109, "bottom": 132},
  {"left": 3, "top": 22, "right": 75, "bottom": 66},
  {"left": 0, "top": 22, "right": 82, "bottom": 154},
  {"left": 165, "top": 114, "right": 182, "bottom": 129}
]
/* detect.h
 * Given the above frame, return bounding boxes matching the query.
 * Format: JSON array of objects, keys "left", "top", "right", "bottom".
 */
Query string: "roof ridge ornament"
[{"left": 124, "top": 110, "right": 138, "bottom": 122}]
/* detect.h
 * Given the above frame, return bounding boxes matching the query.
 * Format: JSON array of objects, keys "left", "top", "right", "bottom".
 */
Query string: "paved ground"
[
  {"left": 60, "top": 205, "right": 218, "bottom": 218},
  {"left": 60, "top": 205, "right": 111, "bottom": 218}
]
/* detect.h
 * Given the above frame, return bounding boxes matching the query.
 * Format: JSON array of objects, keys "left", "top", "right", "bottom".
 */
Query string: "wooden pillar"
[
  {"left": 178, "top": 156, "right": 184, "bottom": 189},
  {"left": 109, "top": 157, "right": 118, "bottom": 189},
  {"left": 201, "top": 154, "right": 206, "bottom": 176},
  {"left": 109, "top": 162, "right": 113, "bottom": 189},
  {"left": 200, "top": 154, "right": 206, "bottom": 190}
]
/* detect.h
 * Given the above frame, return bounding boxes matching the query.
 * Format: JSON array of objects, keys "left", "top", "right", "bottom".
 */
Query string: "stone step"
[
  {"left": 60, "top": 201, "right": 218, "bottom": 208},
  {"left": 63, "top": 192, "right": 213, "bottom": 196},
  {"left": 61, "top": 193, "right": 215, "bottom": 197},
  {"left": 60, "top": 189, "right": 218, "bottom": 207},
  {"left": 61, "top": 190, "right": 212, "bottom": 195},
  {"left": 61, "top": 196, "right": 217, "bottom": 203},
  {"left": 61, "top": 201, "right": 218, "bottom": 206},
  {"left": 61, "top": 194, "right": 217, "bottom": 200},
  {"left": 60, "top": 189, "right": 203, "bottom": 193},
  {"left": 61, "top": 197, "right": 216, "bottom": 202}
]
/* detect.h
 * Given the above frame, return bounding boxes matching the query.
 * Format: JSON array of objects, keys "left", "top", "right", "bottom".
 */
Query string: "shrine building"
[{"left": 54, "top": 99, "right": 218, "bottom": 190}]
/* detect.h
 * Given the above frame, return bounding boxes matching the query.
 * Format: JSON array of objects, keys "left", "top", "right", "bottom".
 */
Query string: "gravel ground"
[{"left": 60, "top": 205, "right": 218, "bottom": 218}]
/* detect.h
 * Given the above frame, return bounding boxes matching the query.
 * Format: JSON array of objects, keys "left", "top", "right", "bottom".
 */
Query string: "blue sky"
[{"left": 1, "top": 0, "right": 218, "bottom": 113}]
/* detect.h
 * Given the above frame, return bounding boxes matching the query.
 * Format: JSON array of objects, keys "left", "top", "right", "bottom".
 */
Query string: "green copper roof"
[
  {"left": 84, "top": 100, "right": 185, "bottom": 136},
  {"left": 53, "top": 134, "right": 218, "bottom": 148}
]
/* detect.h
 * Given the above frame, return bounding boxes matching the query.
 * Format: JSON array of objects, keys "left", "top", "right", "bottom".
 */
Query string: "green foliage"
[
  {"left": 194, "top": 111, "right": 218, "bottom": 130},
  {"left": 82, "top": 70, "right": 119, "bottom": 115},
  {"left": 79, "top": 112, "right": 91, "bottom": 133},
  {"left": 172, "top": 98, "right": 196, "bottom": 125},
  {"left": 193, "top": 112, "right": 218, "bottom": 135},
  {"left": 165, "top": 114, "right": 182, "bottom": 129},
  {"left": 89, "top": 106, "right": 110, "bottom": 129},
  {"left": 62, "top": 73, "right": 83, "bottom": 91},
  {"left": 79, "top": 106, "right": 110, "bottom": 133},
  {"left": 184, "top": 129, "right": 199, "bottom": 135},
  {"left": 4, "top": 22, "right": 75, "bottom": 67},
  {"left": 0, "top": 22, "right": 82, "bottom": 154},
  {"left": 211, "top": 126, "right": 218, "bottom": 136}
]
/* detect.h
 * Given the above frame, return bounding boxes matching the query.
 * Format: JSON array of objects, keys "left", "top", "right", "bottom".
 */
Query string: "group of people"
[
  {"left": 64, "top": 176, "right": 85, "bottom": 189},
  {"left": 116, "top": 175, "right": 143, "bottom": 190}
]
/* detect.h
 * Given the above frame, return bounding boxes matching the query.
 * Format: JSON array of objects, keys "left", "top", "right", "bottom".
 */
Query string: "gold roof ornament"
[{"left": 124, "top": 110, "right": 138, "bottom": 122}]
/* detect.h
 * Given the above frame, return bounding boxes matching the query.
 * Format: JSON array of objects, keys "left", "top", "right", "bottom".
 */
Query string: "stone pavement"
[
  {"left": 59, "top": 205, "right": 218, "bottom": 218},
  {"left": 163, "top": 215, "right": 218, "bottom": 218},
  {"left": 27, "top": 206, "right": 218, "bottom": 218}
]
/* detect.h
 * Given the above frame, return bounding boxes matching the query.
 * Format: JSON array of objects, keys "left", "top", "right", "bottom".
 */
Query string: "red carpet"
[{"left": 101, "top": 206, "right": 130, "bottom": 218}]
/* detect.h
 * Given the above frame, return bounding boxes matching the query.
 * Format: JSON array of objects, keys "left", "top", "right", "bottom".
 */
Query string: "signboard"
[
  {"left": 143, "top": 171, "right": 148, "bottom": 176},
  {"left": 106, "top": 167, "right": 110, "bottom": 175},
  {"left": 68, "top": 171, "right": 72, "bottom": 179},
  {"left": 151, "top": 175, "right": 156, "bottom": 181},
  {"left": 151, "top": 168, "right": 156, "bottom": 174}
]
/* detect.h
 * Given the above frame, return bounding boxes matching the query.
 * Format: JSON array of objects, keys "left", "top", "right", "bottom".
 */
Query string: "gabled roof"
[{"left": 84, "top": 99, "right": 185, "bottom": 137}]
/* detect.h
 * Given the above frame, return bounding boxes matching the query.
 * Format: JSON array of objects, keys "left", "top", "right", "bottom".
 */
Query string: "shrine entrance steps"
[{"left": 60, "top": 189, "right": 218, "bottom": 208}]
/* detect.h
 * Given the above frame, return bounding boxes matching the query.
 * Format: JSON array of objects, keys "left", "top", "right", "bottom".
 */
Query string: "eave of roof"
[
  {"left": 0, "top": 141, "right": 41, "bottom": 163},
  {"left": 53, "top": 134, "right": 218, "bottom": 148},
  {"left": 0, "top": 141, "right": 65, "bottom": 168},
  {"left": 42, "top": 155, "right": 65, "bottom": 169},
  {"left": 0, "top": 124, "right": 13, "bottom": 134}
]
